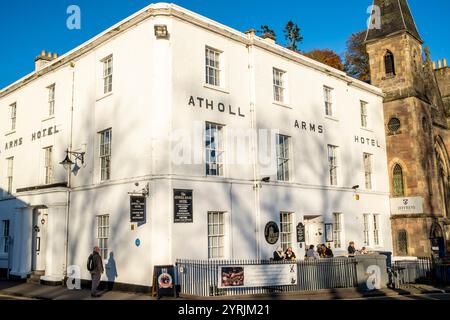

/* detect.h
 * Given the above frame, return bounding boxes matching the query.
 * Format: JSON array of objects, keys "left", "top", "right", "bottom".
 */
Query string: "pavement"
[{"left": 0, "top": 280, "right": 449, "bottom": 300}]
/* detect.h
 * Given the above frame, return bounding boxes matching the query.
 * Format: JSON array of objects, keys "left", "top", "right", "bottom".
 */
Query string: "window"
[
  {"left": 276, "top": 134, "right": 290, "bottom": 181},
  {"left": 10, "top": 103, "right": 17, "bottom": 131},
  {"left": 205, "top": 47, "right": 221, "bottom": 86},
  {"left": 397, "top": 230, "right": 408, "bottom": 255},
  {"left": 363, "top": 214, "right": 370, "bottom": 246},
  {"left": 1, "top": 220, "right": 9, "bottom": 254},
  {"left": 327, "top": 145, "right": 339, "bottom": 186},
  {"left": 333, "top": 213, "right": 342, "bottom": 249},
  {"left": 360, "top": 101, "right": 368, "bottom": 128},
  {"left": 205, "top": 122, "right": 225, "bottom": 176},
  {"left": 97, "top": 215, "right": 109, "bottom": 260},
  {"left": 364, "top": 153, "right": 373, "bottom": 190},
  {"left": 384, "top": 51, "right": 395, "bottom": 77},
  {"left": 280, "top": 212, "right": 293, "bottom": 251},
  {"left": 99, "top": 129, "right": 112, "bottom": 181},
  {"left": 373, "top": 214, "right": 380, "bottom": 246},
  {"left": 208, "top": 212, "right": 225, "bottom": 259},
  {"left": 324, "top": 86, "right": 333, "bottom": 116},
  {"left": 393, "top": 164, "right": 405, "bottom": 197},
  {"left": 44, "top": 147, "right": 53, "bottom": 185},
  {"left": 273, "top": 68, "right": 286, "bottom": 103},
  {"left": 102, "top": 56, "right": 113, "bottom": 94},
  {"left": 48, "top": 84, "right": 55, "bottom": 116},
  {"left": 6, "top": 157, "right": 13, "bottom": 194},
  {"left": 388, "top": 117, "right": 401, "bottom": 134}
]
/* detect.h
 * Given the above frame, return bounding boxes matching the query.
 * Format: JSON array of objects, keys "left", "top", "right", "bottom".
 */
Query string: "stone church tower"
[{"left": 365, "top": 0, "right": 450, "bottom": 258}]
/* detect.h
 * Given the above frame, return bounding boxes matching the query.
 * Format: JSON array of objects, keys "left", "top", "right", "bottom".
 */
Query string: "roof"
[{"left": 365, "top": 0, "right": 423, "bottom": 44}]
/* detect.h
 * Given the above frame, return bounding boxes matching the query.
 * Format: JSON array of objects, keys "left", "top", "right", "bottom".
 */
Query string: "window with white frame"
[
  {"left": 205, "top": 47, "right": 221, "bottom": 87},
  {"left": 208, "top": 212, "right": 225, "bottom": 259},
  {"left": 276, "top": 134, "right": 290, "bottom": 181},
  {"left": 48, "top": 84, "right": 55, "bottom": 116},
  {"left": 327, "top": 145, "right": 339, "bottom": 186},
  {"left": 205, "top": 122, "right": 225, "bottom": 176},
  {"left": 97, "top": 215, "right": 109, "bottom": 260},
  {"left": 333, "top": 213, "right": 342, "bottom": 249},
  {"left": 99, "top": 129, "right": 112, "bottom": 181},
  {"left": 364, "top": 153, "right": 373, "bottom": 190},
  {"left": 273, "top": 68, "right": 286, "bottom": 103},
  {"left": 6, "top": 157, "right": 13, "bottom": 194},
  {"left": 324, "top": 86, "right": 333, "bottom": 117},
  {"left": 363, "top": 214, "right": 370, "bottom": 246},
  {"left": 280, "top": 212, "right": 293, "bottom": 251},
  {"left": 360, "top": 101, "right": 368, "bottom": 128},
  {"left": 10, "top": 103, "right": 17, "bottom": 131},
  {"left": 102, "top": 55, "right": 113, "bottom": 94},
  {"left": 44, "top": 146, "right": 53, "bottom": 185},
  {"left": 1, "top": 220, "right": 9, "bottom": 254},
  {"left": 373, "top": 214, "right": 380, "bottom": 246}
]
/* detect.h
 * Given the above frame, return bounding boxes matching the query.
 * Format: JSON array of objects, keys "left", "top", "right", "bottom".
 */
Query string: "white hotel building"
[{"left": 0, "top": 3, "right": 392, "bottom": 287}]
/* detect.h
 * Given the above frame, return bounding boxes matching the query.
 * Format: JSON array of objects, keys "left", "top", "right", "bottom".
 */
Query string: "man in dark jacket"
[{"left": 90, "top": 246, "right": 104, "bottom": 297}]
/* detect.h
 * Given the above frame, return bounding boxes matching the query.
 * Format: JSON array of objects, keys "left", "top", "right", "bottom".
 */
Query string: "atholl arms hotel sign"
[{"left": 3, "top": 125, "right": 60, "bottom": 151}]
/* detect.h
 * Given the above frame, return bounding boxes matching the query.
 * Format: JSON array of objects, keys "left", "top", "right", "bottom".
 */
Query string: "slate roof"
[{"left": 365, "top": 0, "right": 423, "bottom": 43}]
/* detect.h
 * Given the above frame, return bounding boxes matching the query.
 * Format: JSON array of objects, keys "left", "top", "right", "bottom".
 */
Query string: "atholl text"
[{"left": 188, "top": 96, "right": 245, "bottom": 117}]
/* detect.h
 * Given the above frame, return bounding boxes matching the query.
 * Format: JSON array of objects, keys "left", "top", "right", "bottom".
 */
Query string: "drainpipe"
[
  {"left": 246, "top": 30, "right": 261, "bottom": 260},
  {"left": 63, "top": 63, "right": 76, "bottom": 280}
]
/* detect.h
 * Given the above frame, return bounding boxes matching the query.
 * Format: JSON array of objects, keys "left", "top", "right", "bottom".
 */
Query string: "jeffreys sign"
[
  {"left": 188, "top": 96, "right": 245, "bottom": 118},
  {"left": 4, "top": 125, "right": 60, "bottom": 151}
]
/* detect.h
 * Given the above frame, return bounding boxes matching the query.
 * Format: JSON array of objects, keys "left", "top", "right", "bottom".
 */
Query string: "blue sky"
[{"left": 1, "top": 0, "right": 449, "bottom": 89}]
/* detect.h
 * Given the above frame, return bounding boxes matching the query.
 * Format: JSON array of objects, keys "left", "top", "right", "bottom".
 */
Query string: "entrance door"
[
  {"left": 31, "top": 208, "right": 48, "bottom": 272},
  {"left": 304, "top": 216, "right": 325, "bottom": 246}
]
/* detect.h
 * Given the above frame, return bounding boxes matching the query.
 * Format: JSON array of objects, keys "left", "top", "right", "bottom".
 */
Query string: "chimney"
[
  {"left": 444, "top": 58, "right": 447, "bottom": 67},
  {"left": 433, "top": 61, "right": 436, "bottom": 70},
  {"left": 262, "top": 33, "right": 276, "bottom": 44},
  {"left": 35, "top": 50, "right": 58, "bottom": 71},
  {"left": 438, "top": 60, "right": 442, "bottom": 69},
  {"left": 245, "top": 29, "right": 256, "bottom": 39}
]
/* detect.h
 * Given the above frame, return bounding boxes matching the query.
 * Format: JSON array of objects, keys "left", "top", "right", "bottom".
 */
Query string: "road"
[{"left": 0, "top": 293, "right": 35, "bottom": 300}]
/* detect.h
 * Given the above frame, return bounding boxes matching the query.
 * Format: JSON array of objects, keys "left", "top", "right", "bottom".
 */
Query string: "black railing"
[{"left": 176, "top": 258, "right": 358, "bottom": 297}]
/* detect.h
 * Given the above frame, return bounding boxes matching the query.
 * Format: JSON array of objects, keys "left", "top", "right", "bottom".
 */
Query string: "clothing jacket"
[
  {"left": 92, "top": 251, "right": 104, "bottom": 274},
  {"left": 273, "top": 251, "right": 285, "bottom": 261},
  {"left": 348, "top": 246, "right": 356, "bottom": 255}
]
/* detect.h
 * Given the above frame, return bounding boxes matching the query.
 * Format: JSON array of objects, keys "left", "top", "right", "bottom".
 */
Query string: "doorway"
[
  {"left": 31, "top": 208, "right": 48, "bottom": 272},
  {"left": 304, "top": 215, "right": 325, "bottom": 247}
]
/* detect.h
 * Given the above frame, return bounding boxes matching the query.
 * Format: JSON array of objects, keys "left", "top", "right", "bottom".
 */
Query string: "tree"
[
  {"left": 344, "top": 31, "right": 370, "bottom": 82},
  {"left": 259, "top": 25, "right": 276, "bottom": 40},
  {"left": 283, "top": 20, "right": 303, "bottom": 51},
  {"left": 304, "top": 49, "right": 344, "bottom": 71}
]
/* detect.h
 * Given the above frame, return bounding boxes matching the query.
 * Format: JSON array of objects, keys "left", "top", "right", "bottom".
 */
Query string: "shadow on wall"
[{"left": 105, "top": 251, "right": 118, "bottom": 290}]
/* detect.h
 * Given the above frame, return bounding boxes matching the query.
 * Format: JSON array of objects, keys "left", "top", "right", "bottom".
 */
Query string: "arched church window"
[
  {"left": 385, "top": 51, "right": 396, "bottom": 77},
  {"left": 393, "top": 164, "right": 405, "bottom": 197},
  {"left": 397, "top": 230, "right": 408, "bottom": 256}
]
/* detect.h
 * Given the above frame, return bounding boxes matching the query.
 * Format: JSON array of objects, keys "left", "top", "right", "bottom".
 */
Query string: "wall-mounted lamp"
[
  {"left": 352, "top": 185, "right": 360, "bottom": 200},
  {"left": 261, "top": 177, "right": 271, "bottom": 183},
  {"left": 60, "top": 149, "right": 85, "bottom": 170},
  {"left": 154, "top": 25, "right": 169, "bottom": 39},
  {"left": 41, "top": 218, "right": 46, "bottom": 225}
]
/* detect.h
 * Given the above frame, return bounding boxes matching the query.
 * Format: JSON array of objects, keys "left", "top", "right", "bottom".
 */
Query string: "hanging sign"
[{"left": 130, "top": 196, "right": 146, "bottom": 223}]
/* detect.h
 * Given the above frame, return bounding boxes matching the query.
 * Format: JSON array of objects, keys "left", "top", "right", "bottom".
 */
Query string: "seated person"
[
  {"left": 273, "top": 247, "right": 285, "bottom": 261},
  {"left": 285, "top": 247, "right": 296, "bottom": 261}
]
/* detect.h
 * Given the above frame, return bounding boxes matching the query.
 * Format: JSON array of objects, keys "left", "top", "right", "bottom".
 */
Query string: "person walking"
[{"left": 87, "top": 246, "right": 104, "bottom": 297}]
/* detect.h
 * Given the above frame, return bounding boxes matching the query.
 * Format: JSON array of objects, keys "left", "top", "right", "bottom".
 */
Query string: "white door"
[
  {"left": 304, "top": 216, "right": 325, "bottom": 247},
  {"left": 32, "top": 208, "right": 48, "bottom": 271}
]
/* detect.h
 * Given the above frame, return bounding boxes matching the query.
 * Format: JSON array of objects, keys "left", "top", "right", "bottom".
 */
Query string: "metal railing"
[
  {"left": 176, "top": 257, "right": 358, "bottom": 297},
  {"left": 389, "top": 257, "right": 433, "bottom": 287},
  {"left": 434, "top": 262, "right": 450, "bottom": 286}
]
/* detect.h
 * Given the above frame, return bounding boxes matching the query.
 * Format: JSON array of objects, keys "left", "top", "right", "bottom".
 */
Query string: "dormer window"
[{"left": 384, "top": 51, "right": 396, "bottom": 77}]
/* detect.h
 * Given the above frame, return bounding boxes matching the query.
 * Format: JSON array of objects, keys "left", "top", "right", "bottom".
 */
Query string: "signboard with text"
[
  {"left": 174, "top": 189, "right": 193, "bottom": 223},
  {"left": 130, "top": 196, "right": 146, "bottom": 223},
  {"left": 390, "top": 197, "right": 424, "bottom": 215},
  {"left": 218, "top": 263, "right": 297, "bottom": 289}
]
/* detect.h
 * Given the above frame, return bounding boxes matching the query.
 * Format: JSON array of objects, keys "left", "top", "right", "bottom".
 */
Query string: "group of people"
[
  {"left": 273, "top": 247, "right": 297, "bottom": 261},
  {"left": 304, "top": 244, "right": 334, "bottom": 260}
]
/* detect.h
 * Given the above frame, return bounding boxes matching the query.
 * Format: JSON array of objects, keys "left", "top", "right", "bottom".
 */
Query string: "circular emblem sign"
[
  {"left": 264, "top": 221, "right": 280, "bottom": 245},
  {"left": 135, "top": 239, "right": 141, "bottom": 247},
  {"left": 158, "top": 273, "right": 173, "bottom": 289}
]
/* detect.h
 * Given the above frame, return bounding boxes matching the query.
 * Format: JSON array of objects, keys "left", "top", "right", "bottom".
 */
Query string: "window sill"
[
  {"left": 272, "top": 101, "right": 291, "bottom": 109},
  {"left": 361, "top": 127, "right": 374, "bottom": 133},
  {"left": 203, "top": 84, "right": 229, "bottom": 94},
  {"left": 205, "top": 175, "right": 227, "bottom": 180},
  {"left": 324, "top": 116, "right": 339, "bottom": 122},
  {"left": 42, "top": 116, "right": 55, "bottom": 123},
  {"left": 4, "top": 130, "right": 16, "bottom": 136},
  {"left": 96, "top": 92, "right": 114, "bottom": 102}
]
